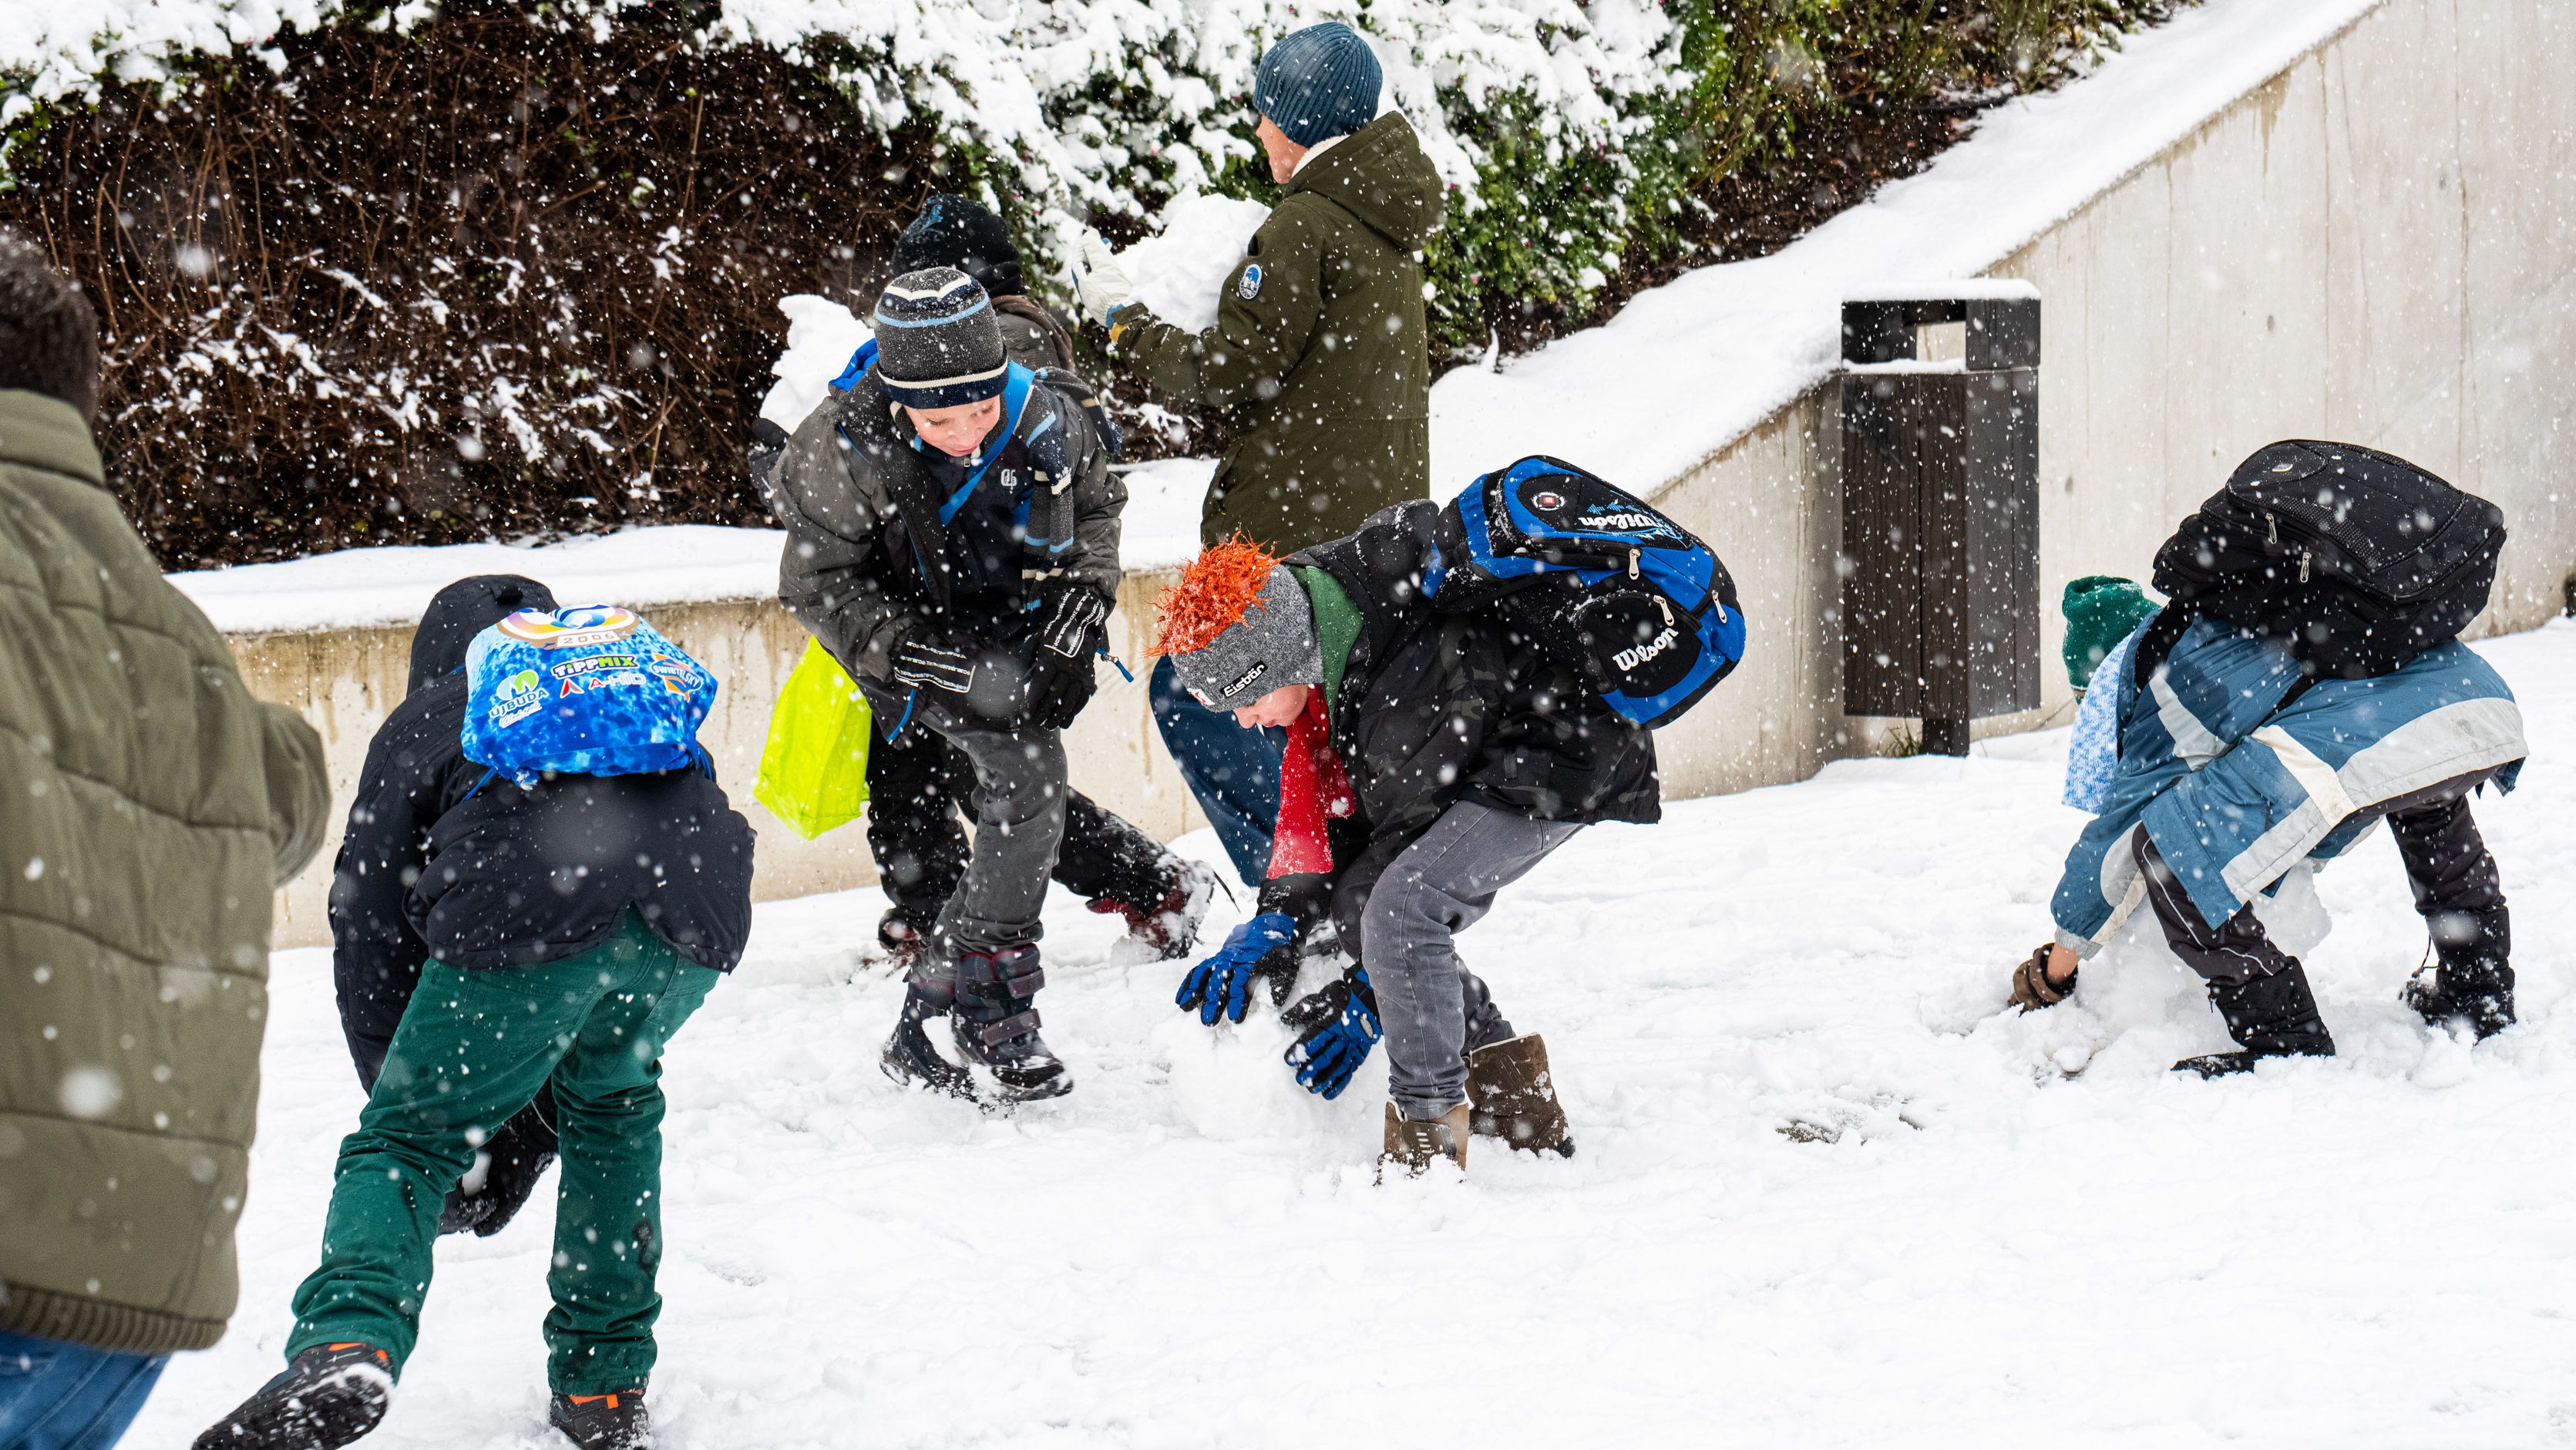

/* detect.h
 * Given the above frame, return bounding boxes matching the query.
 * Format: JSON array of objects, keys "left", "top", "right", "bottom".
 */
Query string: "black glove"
[
  {"left": 890, "top": 626, "right": 978, "bottom": 694},
  {"left": 1037, "top": 583, "right": 1111, "bottom": 661},
  {"left": 746, "top": 416, "right": 791, "bottom": 492},
  {"left": 1281, "top": 967, "right": 1381, "bottom": 1100},
  {"left": 1021, "top": 584, "right": 1111, "bottom": 729},
  {"left": 1023, "top": 652, "right": 1099, "bottom": 731},
  {"left": 439, "top": 1090, "right": 558, "bottom": 1237}
]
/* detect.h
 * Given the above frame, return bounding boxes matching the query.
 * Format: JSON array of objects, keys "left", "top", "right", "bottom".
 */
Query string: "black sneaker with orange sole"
[
  {"left": 550, "top": 1388, "right": 652, "bottom": 1448},
  {"left": 193, "top": 1342, "right": 394, "bottom": 1449}
]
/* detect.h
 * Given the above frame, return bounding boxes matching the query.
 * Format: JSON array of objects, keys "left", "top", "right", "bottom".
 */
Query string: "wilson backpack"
[
  {"left": 1428, "top": 456, "right": 1747, "bottom": 727},
  {"left": 2141, "top": 440, "right": 2505, "bottom": 683},
  {"left": 462, "top": 605, "right": 719, "bottom": 788}
]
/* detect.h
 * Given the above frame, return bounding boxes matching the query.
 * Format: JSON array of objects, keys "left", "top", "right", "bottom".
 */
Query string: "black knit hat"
[
  {"left": 893, "top": 194, "right": 1026, "bottom": 299},
  {"left": 871, "top": 267, "right": 1009, "bottom": 410}
]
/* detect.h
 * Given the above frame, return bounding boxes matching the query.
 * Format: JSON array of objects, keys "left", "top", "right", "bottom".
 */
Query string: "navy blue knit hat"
[
  {"left": 871, "top": 267, "right": 1008, "bottom": 410},
  {"left": 1254, "top": 23, "right": 1382, "bottom": 148},
  {"left": 893, "top": 193, "right": 1026, "bottom": 299}
]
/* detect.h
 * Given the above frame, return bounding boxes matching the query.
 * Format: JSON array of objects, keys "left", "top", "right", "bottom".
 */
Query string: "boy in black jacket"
[
  {"left": 198, "top": 576, "right": 755, "bottom": 1450},
  {"left": 1155, "top": 510, "right": 1659, "bottom": 1173}
]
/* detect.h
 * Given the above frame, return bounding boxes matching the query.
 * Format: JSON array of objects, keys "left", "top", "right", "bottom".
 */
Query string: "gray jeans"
[
  {"left": 909, "top": 711, "right": 1066, "bottom": 967},
  {"left": 1360, "top": 801, "right": 1581, "bottom": 1120}
]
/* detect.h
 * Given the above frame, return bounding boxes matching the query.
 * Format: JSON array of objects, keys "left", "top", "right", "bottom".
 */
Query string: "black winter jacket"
[
  {"left": 330, "top": 575, "right": 755, "bottom": 1082},
  {"left": 1273, "top": 502, "right": 1660, "bottom": 944}
]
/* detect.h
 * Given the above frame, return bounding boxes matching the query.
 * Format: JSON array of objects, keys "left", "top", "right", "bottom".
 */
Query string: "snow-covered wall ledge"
[{"left": 216, "top": 0, "right": 2576, "bottom": 944}]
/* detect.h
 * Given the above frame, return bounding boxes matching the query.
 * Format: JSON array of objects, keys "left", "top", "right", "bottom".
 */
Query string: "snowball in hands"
[{"left": 1068, "top": 232, "right": 1138, "bottom": 326}]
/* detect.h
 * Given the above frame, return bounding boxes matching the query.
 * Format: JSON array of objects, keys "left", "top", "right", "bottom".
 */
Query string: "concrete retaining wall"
[{"left": 239, "top": 0, "right": 2576, "bottom": 946}]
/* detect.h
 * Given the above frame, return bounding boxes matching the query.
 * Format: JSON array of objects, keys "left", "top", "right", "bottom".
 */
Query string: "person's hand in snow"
[
  {"left": 2009, "top": 942, "right": 2079, "bottom": 1011},
  {"left": 1066, "top": 232, "right": 1138, "bottom": 328},
  {"left": 1176, "top": 911, "right": 1299, "bottom": 1024}
]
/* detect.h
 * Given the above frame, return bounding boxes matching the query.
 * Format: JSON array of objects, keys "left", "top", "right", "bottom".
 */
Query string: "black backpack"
[{"left": 2140, "top": 439, "right": 2505, "bottom": 682}]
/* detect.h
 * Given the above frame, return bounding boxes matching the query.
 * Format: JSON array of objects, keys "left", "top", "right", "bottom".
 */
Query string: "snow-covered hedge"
[
  {"left": 5, "top": 0, "right": 2165, "bottom": 352},
  {"left": 0, "top": 0, "right": 2173, "bottom": 567}
]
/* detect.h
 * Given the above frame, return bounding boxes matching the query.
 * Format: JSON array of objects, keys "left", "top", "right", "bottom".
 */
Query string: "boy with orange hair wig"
[{"left": 1155, "top": 503, "right": 1661, "bottom": 1174}]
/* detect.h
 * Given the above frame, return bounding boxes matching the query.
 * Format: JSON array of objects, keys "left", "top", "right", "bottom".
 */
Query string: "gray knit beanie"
[
  {"left": 1253, "top": 23, "right": 1383, "bottom": 149},
  {"left": 871, "top": 267, "right": 1008, "bottom": 409},
  {"left": 1169, "top": 567, "right": 1324, "bottom": 712}
]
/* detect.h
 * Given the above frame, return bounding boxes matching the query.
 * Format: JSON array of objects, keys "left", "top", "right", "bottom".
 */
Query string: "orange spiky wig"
[{"left": 1151, "top": 534, "right": 1280, "bottom": 658}]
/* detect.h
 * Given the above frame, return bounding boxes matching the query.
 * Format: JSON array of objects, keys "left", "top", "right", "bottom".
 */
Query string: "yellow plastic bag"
[{"left": 754, "top": 638, "right": 873, "bottom": 839}]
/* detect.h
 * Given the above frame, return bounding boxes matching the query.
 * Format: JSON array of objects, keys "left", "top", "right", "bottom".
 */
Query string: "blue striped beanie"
[{"left": 871, "top": 267, "right": 1007, "bottom": 410}]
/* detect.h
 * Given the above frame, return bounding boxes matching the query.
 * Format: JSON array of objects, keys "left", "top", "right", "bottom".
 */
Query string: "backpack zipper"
[{"left": 2299, "top": 552, "right": 2311, "bottom": 584}]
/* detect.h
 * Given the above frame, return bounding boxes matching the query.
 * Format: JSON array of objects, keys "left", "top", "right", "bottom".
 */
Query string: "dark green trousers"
[{"left": 288, "top": 912, "right": 718, "bottom": 1394}]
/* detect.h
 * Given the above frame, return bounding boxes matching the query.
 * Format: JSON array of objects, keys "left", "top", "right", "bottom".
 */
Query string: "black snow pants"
[
  {"left": 867, "top": 717, "right": 1174, "bottom": 925},
  {"left": 2134, "top": 767, "right": 2510, "bottom": 986}
]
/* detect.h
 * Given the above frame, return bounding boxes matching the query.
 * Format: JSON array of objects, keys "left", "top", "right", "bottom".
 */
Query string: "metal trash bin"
[{"left": 1839, "top": 284, "right": 2042, "bottom": 755}]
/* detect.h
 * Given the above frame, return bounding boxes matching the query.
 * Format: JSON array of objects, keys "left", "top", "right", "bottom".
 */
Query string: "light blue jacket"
[{"left": 2051, "top": 614, "right": 2525, "bottom": 952}]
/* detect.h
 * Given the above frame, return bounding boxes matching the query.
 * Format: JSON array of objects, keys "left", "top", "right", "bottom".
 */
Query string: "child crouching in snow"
[
  {"left": 2009, "top": 443, "right": 2525, "bottom": 1075},
  {"left": 1154, "top": 516, "right": 1660, "bottom": 1173},
  {"left": 197, "top": 580, "right": 754, "bottom": 1450}
]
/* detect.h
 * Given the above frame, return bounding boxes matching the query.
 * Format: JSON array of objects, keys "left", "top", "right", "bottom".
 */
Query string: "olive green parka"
[
  {"left": 0, "top": 389, "right": 331, "bottom": 1354},
  {"left": 1114, "top": 111, "right": 1446, "bottom": 553}
]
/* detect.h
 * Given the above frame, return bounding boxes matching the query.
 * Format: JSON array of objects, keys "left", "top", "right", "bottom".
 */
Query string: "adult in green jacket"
[
  {"left": 1067, "top": 21, "right": 1446, "bottom": 886},
  {"left": 0, "top": 230, "right": 331, "bottom": 1440},
  {"left": 1075, "top": 51, "right": 1445, "bottom": 550}
]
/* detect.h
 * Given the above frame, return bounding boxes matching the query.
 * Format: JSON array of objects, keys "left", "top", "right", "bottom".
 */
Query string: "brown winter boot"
[
  {"left": 1380, "top": 1102, "right": 1471, "bottom": 1178},
  {"left": 1465, "top": 1033, "right": 1575, "bottom": 1158}
]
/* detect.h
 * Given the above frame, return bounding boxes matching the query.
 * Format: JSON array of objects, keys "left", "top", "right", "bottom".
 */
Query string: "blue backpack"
[
  {"left": 1428, "top": 456, "right": 1747, "bottom": 728},
  {"left": 462, "top": 606, "right": 718, "bottom": 788}
]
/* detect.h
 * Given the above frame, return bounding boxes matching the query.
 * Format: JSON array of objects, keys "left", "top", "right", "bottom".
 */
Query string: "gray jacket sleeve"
[
  {"left": 1058, "top": 392, "right": 1125, "bottom": 600},
  {"left": 762, "top": 395, "right": 917, "bottom": 683}
]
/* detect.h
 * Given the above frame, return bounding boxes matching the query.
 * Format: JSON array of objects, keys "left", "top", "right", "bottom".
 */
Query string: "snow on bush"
[{"left": 4, "top": 0, "right": 1686, "bottom": 338}]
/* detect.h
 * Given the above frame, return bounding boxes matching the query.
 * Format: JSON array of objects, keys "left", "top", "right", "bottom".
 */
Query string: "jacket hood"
[
  {"left": 409, "top": 574, "right": 557, "bottom": 695},
  {"left": 1290, "top": 112, "right": 1445, "bottom": 251}
]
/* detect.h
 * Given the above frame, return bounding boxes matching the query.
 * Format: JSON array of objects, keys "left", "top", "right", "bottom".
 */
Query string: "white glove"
[{"left": 1066, "top": 231, "right": 1138, "bottom": 327}]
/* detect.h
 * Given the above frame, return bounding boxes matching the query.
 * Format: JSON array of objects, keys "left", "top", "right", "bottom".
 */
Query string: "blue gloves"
[
  {"left": 1281, "top": 968, "right": 1381, "bottom": 1100},
  {"left": 1176, "top": 912, "right": 1299, "bottom": 1025}
]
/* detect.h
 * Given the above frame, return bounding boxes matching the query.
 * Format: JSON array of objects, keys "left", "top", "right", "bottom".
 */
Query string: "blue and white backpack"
[
  {"left": 462, "top": 605, "right": 718, "bottom": 788},
  {"left": 1427, "top": 456, "right": 1747, "bottom": 728}
]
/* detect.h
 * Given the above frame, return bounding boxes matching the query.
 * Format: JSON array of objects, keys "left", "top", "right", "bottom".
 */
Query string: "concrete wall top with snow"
[{"left": 203, "top": 0, "right": 2576, "bottom": 944}]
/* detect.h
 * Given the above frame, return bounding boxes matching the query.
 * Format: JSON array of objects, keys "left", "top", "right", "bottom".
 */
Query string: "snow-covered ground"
[{"left": 131, "top": 620, "right": 2576, "bottom": 1447}]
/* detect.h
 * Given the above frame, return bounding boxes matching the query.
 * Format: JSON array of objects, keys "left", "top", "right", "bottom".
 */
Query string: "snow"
[
  {"left": 1424, "top": 0, "right": 2386, "bottom": 496},
  {"left": 160, "top": 0, "right": 2379, "bottom": 632},
  {"left": 757, "top": 294, "right": 873, "bottom": 432},
  {"left": 126, "top": 619, "right": 2576, "bottom": 1447},
  {"left": 4, "top": 0, "right": 1679, "bottom": 271},
  {"left": 1118, "top": 193, "right": 1273, "bottom": 334},
  {"left": 1115, "top": 456, "right": 1219, "bottom": 572},
  {"left": 169, "top": 526, "right": 785, "bottom": 634}
]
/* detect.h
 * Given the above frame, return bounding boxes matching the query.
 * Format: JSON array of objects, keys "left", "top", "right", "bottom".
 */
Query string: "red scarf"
[{"left": 1267, "top": 688, "right": 1354, "bottom": 878}]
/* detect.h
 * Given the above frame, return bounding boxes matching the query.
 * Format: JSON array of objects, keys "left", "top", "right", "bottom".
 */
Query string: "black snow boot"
[
  {"left": 2403, "top": 954, "right": 2516, "bottom": 1041},
  {"left": 550, "top": 1389, "right": 651, "bottom": 1449},
  {"left": 880, "top": 977, "right": 976, "bottom": 1101},
  {"left": 193, "top": 1343, "right": 394, "bottom": 1449},
  {"left": 951, "top": 947, "right": 1070, "bottom": 1101},
  {"left": 2174, "top": 962, "right": 2336, "bottom": 1078}
]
